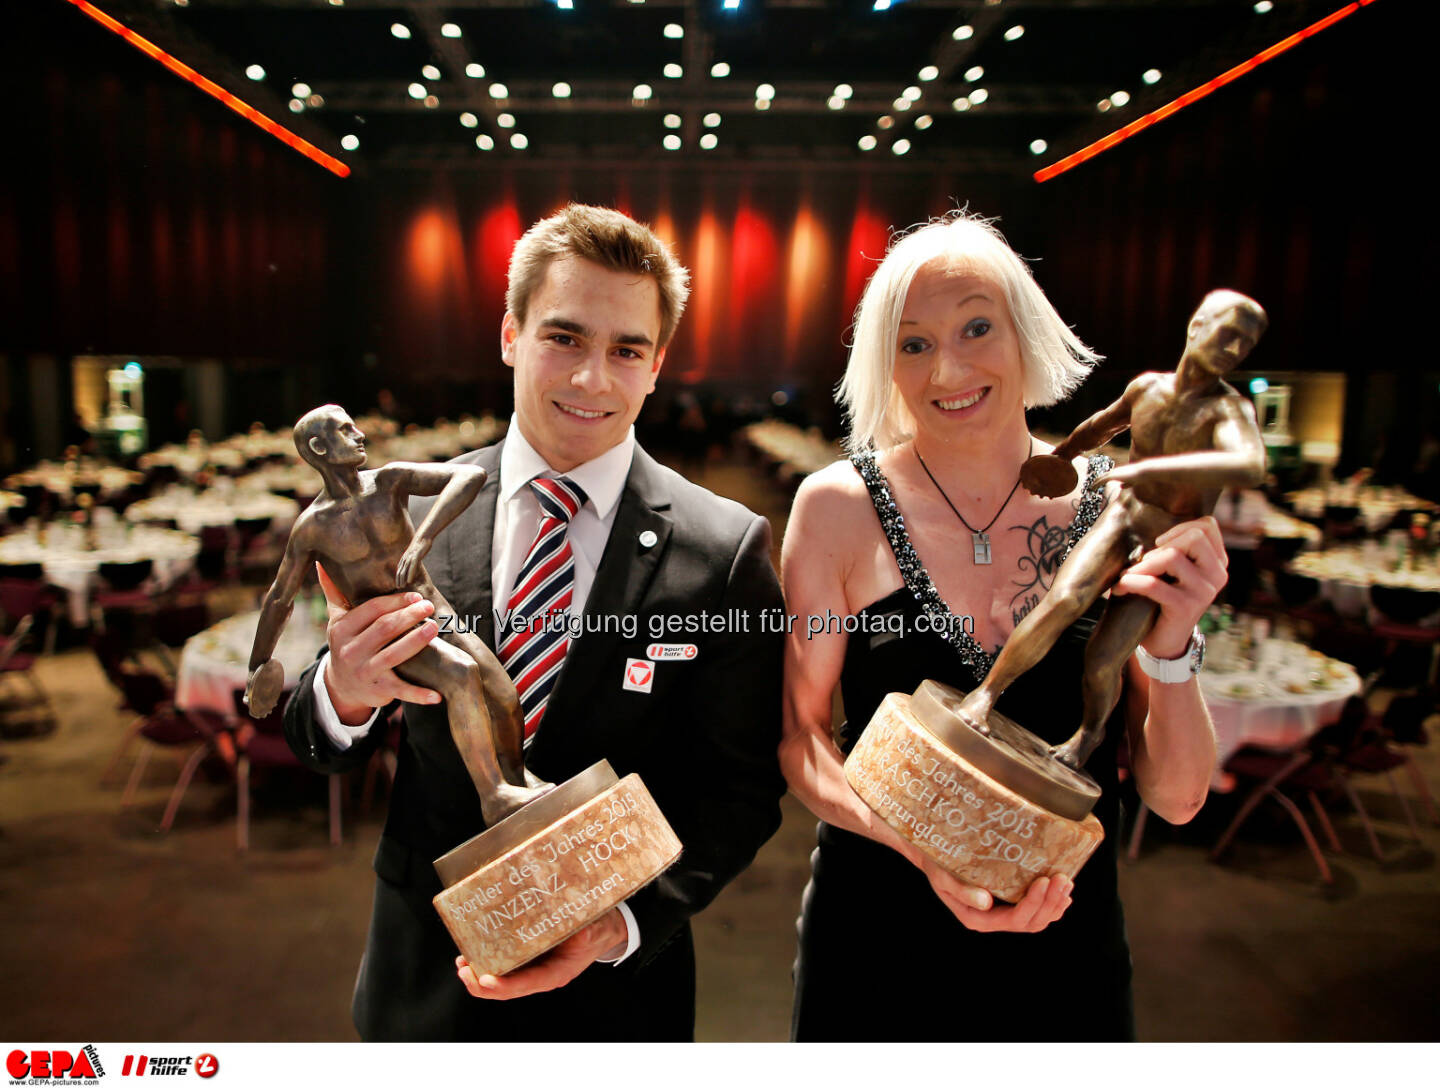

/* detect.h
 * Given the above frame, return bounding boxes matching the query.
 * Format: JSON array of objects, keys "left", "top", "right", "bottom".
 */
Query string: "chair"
[
  {"left": 230, "top": 689, "right": 341, "bottom": 850},
  {"left": 0, "top": 576, "right": 62, "bottom": 655},
  {"left": 1376, "top": 691, "right": 1440, "bottom": 825},
  {"left": 1368, "top": 586, "right": 1440, "bottom": 687},
  {"left": 1209, "top": 698, "right": 1371, "bottom": 884},
  {"left": 0, "top": 614, "right": 55, "bottom": 733},
  {"left": 118, "top": 668, "right": 234, "bottom": 832},
  {"left": 195, "top": 525, "right": 233, "bottom": 583}
]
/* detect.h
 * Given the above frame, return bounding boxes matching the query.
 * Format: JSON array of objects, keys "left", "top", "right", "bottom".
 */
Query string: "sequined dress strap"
[{"left": 849, "top": 448, "right": 1115, "bottom": 687}]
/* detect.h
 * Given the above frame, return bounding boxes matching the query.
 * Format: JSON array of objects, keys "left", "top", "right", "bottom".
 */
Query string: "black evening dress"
[{"left": 791, "top": 451, "right": 1137, "bottom": 1042}]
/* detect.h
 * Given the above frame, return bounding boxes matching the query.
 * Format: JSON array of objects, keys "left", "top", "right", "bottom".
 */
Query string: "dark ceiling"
[{"left": 85, "top": 0, "right": 1359, "bottom": 174}]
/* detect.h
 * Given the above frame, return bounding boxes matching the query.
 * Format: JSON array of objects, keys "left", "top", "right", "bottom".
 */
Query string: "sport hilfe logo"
[
  {"left": 118, "top": 1055, "right": 218, "bottom": 1078},
  {"left": 5, "top": 1047, "right": 103, "bottom": 1081}
]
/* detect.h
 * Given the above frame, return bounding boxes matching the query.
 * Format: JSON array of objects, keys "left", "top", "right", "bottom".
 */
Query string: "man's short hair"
[
  {"left": 839, "top": 210, "right": 1101, "bottom": 454},
  {"left": 506, "top": 204, "right": 691, "bottom": 347},
  {"left": 293, "top": 403, "right": 345, "bottom": 469}
]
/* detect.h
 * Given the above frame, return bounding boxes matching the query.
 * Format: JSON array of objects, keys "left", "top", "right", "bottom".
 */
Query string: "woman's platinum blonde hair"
[{"left": 838, "top": 211, "right": 1101, "bottom": 454}]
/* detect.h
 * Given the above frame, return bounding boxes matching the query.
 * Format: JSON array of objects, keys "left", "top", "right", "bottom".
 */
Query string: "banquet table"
[
  {"left": 1288, "top": 545, "right": 1440, "bottom": 618},
  {"left": 175, "top": 604, "right": 327, "bottom": 717},
  {"left": 0, "top": 524, "right": 198, "bottom": 624},
  {"left": 4, "top": 463, "right": 143, "bottom": 502},
  {"left": 125, "top": 487, "right": 300, "bottom": 534},
  {"left": 1284, "top": 484, "right": 1436, "bottom": 534},
  {"left": 1199, "top": 636, "right": 1361, "bottom": 787}
]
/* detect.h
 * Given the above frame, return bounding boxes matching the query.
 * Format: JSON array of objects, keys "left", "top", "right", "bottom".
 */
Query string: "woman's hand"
[
  {"left": 1112, "top": 516, "right": 1228, "bottom": 659},
  {"left": 920, "top": 857, "right": 1074, "bottom": 933}
]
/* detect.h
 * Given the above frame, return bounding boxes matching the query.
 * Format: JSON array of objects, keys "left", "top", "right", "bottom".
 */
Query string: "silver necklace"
[{"left": 914, "top": 438, "right": 1033, "bottom": 565}]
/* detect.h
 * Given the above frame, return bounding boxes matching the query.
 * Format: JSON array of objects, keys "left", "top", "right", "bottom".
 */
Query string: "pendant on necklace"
[{"left": 972, "top": 532, "right": 993, "bottom": 565}]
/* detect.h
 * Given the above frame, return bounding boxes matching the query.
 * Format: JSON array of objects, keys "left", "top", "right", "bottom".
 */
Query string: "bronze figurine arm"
[
  {"left": 1102, "top": 404, "right": 1265, "bottom": 492},
  {"left": 1049, "top": 381, "right": 1145, "bottom": 460},
  {"left": 384, "top": 463, "right": 487, "bottom": 587},
  {"left": 245, "top": 527, "right": 317, "bottom": 717}
]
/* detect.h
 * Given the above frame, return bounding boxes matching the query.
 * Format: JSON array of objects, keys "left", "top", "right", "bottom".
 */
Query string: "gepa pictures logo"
[
  {"left": 6, "top": 1046, "right": 104, "bottom": 1082},
  {"left": 118, "top": 1055, "right": 217, "bottom": 1079}
]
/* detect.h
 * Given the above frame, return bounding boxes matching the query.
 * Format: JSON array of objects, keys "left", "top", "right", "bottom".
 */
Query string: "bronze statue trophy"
[
  {"left": 245, "top": 405, "right": 680, "bottom": 976},
  {"left": 846, "top": 290, "right": 1268, "bottom": 901}
]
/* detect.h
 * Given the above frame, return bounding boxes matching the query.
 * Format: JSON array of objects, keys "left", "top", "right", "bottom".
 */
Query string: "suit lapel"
[{"left": 537, "top": 447, "right": 672, "bottom": 750}]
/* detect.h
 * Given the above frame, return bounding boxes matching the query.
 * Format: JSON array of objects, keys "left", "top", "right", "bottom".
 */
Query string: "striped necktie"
[{"left": 498, "top": 476, "right": 588, "bottom": 739}]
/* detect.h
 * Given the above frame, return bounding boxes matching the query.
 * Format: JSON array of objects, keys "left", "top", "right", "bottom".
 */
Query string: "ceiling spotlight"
[
  {"left": 510, "top": 133, "right": 528, "bottom": 149},
  {"left": 441, "top": 22, "right": 461, "bottom": 38},
  {"left": 1029, "top": 138, "right": 1048, "bottom": 155},
  {"left": 476, "top": 134, "right": 494, "bottom": 150},
  {"left": 703, "top": 112, "right": 721, "bottom": 127},
  {"left": 1004, "top": 24, "right": 1025, "bottom": 41},
  {"left": 664, "top": 23, "right": 683, "bottom": 38},
  {"left": 1142, "top": 68, "right": 1161, "bottom": 85},
  {"left": 755, "top": 98, "right": 771, "bottom": 110},
  {"left": 633, "top": 84, "right": 653, "bottom": 101},
  {"left": 552, "top": 82, "right": 571, "bottom": 98},
  {"left": 245, "top": 64, "right": 265, "bottom": 81},
  {"left": 700, "top": 133, "right": 718, "bottom": 150},
  {"left": 914, "top": 114, "right": 933, "bottom": 130},
  {"left": 497, "top": 112, "right": 515, "bottom": 128},
  {"left": 407, "top": 83, "right": 427, "bottom": 100},
  {"left": 421, "top": 65, "right": 440, "bottom": 81},
  {"left": 964, "top": 66, "right": 984, "bottom": 83},
  {"left": 1109, "top": 90, "right": 1130, "bottom": 107},
  {"left": 292, "top": 82, "right": 311, "bottom": 98},
  {"left": 903, "top": 86, "right": 922, "bottom": 101},
  {"left": 664, "top": 64, "right": 683, "bottom": 78},
  {"left": 328, "top": 0, "right": 343, "bottom": 6},
  {"left": 858, "top": 134, "right": 877, "bottom": 151},
  {"left": 663, "top": 134, "right": 681, "bottom": 150},
  {"left": 877, "top": 115, "right": 894, "bottom": 129},
  {"left": 459, "top": 112, "right": 478, "bottom": 128},
  {"left": 892, "top": 97, "right": 911, "bottom": 112},
  {"left": 306, "top": 94, "right": 324, "bottom": 108},
  {"left": 828, "top": 96, "right": 846, "bottom": 111},
  {"left": 288, "top": 99, "right": 304, "bottom": 113},
  {"left": 952, "top": 97, "right": 971, "bottom": 112},
  {"left": 423, "top": 95, "right": 439, "bottom": 108},
  {"left": 489, "top": 83, "right": 509, "bottom": 99},
  {"left": 834, "top": 83, "right": 853, "bottom": 100},
  {"left": 465, "top": 63, "right": 485, "bottom": 79},
  {"left": 663, "top": 113, "right": 682, "bottom": 129},
  {"left": 711, "top": 62, "right": 730, "bottom": 78},
  {"left": 918, "top": 66, "right": 939, "bottom": 82},
  {"left": 968, "top": 88, "right": 989, "bottom": 105},
  {"left": 756, "top": 83, "right": 775, "bottom": 100},
  {"left": 557, "top": 0, "right": 573, "bottom": 8},
  {"left": 873, "top": 0, "right": 891, "bottom": 10},
  {"left": 1097, "top": 99, "right": 1112, "bottom": 112},
  {"left": 1254, "top": 1, "right": 1273, "bottom": 11},
  {"left": 892, "top": 139, "right": 911, "bottom": 156},
  {"left": 390, "top": 23, "right": 411, "bottom": 39},
  {"left": 952, "top": 25, "right": 973, "bottom": 40},
  {"left": 341, "top": 134, "right": 359, "bottom": 151},
  {"left": 724, "top": 0, "right": 740, "bottom": 9}
]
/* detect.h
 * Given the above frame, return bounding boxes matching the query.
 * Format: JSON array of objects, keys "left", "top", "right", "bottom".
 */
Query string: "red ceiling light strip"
[
  {"left": 61, "top": 0, "right": 350, "bottom": 179},
  {"left": 1034, "top": 0, "right": 1378, "bottom": 184}
]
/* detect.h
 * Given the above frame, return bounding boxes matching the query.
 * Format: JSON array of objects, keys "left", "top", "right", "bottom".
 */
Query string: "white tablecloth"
[
  {"left": 1200, "top": 641, "right": 1360, "bottom": 786},
  {"left": 175, "top": 605, "right": 328, "bottom": 717},
  {"left": 125, "top": 489, "right": 299, "bottom": 534},
  {"left": 0, "top": 525, "right": 199, "bottom": 624}
]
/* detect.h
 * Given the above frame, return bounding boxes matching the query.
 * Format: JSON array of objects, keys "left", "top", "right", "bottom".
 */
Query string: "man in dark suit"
[{"left": 282, "top": 204, "right": 785, "bottom": 1041}]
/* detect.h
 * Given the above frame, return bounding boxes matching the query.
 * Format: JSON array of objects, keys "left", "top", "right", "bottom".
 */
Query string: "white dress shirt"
[{"left": 309, "top": 415, "right": 640, "bottom": 962}]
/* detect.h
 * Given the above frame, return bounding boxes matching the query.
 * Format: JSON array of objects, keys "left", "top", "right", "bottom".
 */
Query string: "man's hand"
[
  {"left": 921, "top": 857, "right": 1073, "bottom": 933},
  {"left": 455, "top": 909, "right": 628, "bottom": 1000},
  {"left": 317, "top": 563, "right": 442, "bottom": 723},
  {"left": 1112, "top": 517, "right": 1228, "bottom": 659},
  {"left": 395, "top": 538, "right": 431, "bottom": 589},
  {"left": 244, "top": 659, "right": 285, "bottom": 718}
]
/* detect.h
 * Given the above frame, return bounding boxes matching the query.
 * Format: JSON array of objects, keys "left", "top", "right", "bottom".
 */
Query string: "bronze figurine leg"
[
  {"left": 1053, "top": 594, "right": 1159, "bottom": 768},
  {"left": 959, "top": 505, "right": 1132, "bottom": 729},
  {"left": 395, "top": 639, "right": 552, "bottom": 824},
  {"left": 442, "top": 625, "right": 531, "bottom": 788}
]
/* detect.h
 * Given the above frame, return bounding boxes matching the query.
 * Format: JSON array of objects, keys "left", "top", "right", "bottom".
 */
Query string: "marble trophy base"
[
  {"left": 845, "top": 681, "right": 1104, "bottom": 903},
  {"left": 432, "top": 761, "right": 682, "bottom": 978}
]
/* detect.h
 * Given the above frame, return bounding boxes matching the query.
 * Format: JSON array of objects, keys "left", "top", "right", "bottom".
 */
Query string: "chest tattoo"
[{"left": 1008, "top": 514, "right": 1071, "bottom": 626}]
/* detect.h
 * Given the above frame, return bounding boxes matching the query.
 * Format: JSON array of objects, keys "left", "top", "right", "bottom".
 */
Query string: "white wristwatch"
[{"left": 1135, "top": 631, "right": 1205, "bottom": 684}]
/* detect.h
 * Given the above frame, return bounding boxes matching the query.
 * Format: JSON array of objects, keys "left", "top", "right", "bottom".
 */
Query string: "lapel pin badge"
[
  {"left": 623, "top": 657, "right": 655, "bottom": 693},
  {"left": 638, "top": 529, "right": 658, "bottom": 549}
]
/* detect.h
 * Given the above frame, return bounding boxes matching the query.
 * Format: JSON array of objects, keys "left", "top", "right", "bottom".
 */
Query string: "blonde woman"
[{"left": 780, "top": 213, "right": 1223, "bottom": 1041}]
